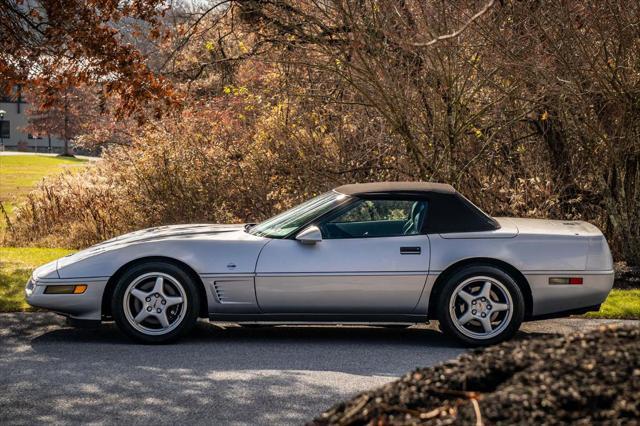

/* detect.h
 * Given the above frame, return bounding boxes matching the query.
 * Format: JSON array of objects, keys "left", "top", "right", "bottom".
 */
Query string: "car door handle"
[{"left": 400, "top": 246, "right": 421, "bottom": 255}]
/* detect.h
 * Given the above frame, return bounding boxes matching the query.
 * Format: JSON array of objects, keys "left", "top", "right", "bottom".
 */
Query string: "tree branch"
[{"left": 411, "top": 0, "right": 496, "bottom": 47}]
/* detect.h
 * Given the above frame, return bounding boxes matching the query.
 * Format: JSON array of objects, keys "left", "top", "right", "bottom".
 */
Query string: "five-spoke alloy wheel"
[
  {"left": 123, "top": 272, "right": 187, "bottom": 335},
  {"left": 437, "top": 265, "right": 524, "bottom": 346},
  {"left": 112, "top": 262, "right": 200, "bottom": 343}
]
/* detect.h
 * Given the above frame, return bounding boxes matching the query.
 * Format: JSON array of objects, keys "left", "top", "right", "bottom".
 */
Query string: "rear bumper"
[
  {"left": 25, "top": 277, "right": 108, "bottom": 321},
  {"left": 525, "top": 270, "right": 614, "bottom": 317}
]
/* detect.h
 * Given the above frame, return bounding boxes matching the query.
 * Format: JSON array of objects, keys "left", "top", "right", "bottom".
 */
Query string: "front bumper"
[
  {"left": 526, "top": 270, "right": 615, "bottom": 317},
  {"left": 25, "top": 276, "right": 109, "bottom": 321}
]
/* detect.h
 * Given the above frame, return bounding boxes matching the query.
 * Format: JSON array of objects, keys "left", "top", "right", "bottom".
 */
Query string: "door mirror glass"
[{"left": 295, "top": 225, "right": 322, "bottom": 244}]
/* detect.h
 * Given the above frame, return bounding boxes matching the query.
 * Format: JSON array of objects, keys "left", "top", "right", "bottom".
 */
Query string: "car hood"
[
  {"left": 75, "top": 223, "right": 248, "bottom": 256},
  {"left": 98, "top": 223, "right": 244, "bottom": 246},
  {"left": 49, "top": 224, "right": 263, "bottom": 279}
]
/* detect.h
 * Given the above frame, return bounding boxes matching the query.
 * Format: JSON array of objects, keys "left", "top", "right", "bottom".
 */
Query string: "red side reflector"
[{"left": 549, "top": 277, "right": 584, "bottom": 285}]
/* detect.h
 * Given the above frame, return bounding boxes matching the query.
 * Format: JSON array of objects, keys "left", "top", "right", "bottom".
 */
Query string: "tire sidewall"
[
  {"left": 437, "top": 265, "right": 525, "bottom": 346},
  {"left": 112, "top": 262, "right": 200, "bottom": 344}
]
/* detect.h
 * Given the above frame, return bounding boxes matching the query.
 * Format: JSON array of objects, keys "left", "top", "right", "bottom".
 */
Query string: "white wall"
[{"left": 0, "top": 101, "right": 66, "bottom": 153}]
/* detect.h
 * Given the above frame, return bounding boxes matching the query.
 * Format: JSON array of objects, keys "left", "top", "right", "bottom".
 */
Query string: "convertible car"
[{"left": 26, "top": 182, "right": 614, "bottom": 345}]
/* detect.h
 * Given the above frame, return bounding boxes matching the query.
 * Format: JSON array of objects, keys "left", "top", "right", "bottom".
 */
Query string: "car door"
[{"left": 254, "top": 198, "right": 430, "bottom": 314}]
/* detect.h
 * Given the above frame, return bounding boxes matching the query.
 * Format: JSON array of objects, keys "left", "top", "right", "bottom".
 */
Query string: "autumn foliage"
[{"left": 0, "top": 0, "right": 177, "bottom": 116}]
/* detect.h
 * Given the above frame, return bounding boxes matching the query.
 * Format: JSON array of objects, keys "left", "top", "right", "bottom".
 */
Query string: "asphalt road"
[{"left": 0, "top": 313, "right": 636, "bottom": 425}]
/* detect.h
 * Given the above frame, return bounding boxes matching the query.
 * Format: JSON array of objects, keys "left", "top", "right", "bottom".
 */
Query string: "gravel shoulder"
[{"left": 0, "top": 313, "right": 637, "bottom": 425}]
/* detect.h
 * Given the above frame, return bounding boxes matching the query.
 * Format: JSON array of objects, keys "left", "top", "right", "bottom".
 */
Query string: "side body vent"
[{"left": 212, "top": 279, "right": 255, "bottom": 304}]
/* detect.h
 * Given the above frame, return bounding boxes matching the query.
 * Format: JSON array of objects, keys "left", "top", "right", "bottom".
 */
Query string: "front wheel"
[
  {"left": 437, "top": 265, "right": 525, "bottom": 346},
  {"left": 111, "top": 262, "right": 200, "bottom": 343}
]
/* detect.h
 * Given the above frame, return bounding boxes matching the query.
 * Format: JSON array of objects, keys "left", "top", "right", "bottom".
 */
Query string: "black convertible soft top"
[{"left": 334, "top": 181, "right": 500, "bottom": 233}]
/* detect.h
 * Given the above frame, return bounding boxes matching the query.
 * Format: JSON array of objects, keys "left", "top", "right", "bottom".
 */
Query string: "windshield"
[{"left": 248, "top": 191, "right": 348, "bottom": 238}]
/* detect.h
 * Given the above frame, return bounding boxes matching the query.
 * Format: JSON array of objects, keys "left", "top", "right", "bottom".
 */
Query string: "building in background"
[{"left": 0, "top": 88, "right": 67, "bottom": 153}]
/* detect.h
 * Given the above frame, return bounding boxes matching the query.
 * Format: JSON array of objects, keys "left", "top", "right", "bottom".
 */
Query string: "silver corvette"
[{"left": 26, "top": 182, "right": 614, "bottom": 345}]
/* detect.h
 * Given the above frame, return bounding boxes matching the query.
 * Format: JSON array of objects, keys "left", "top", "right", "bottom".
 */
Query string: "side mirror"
[{"left": 295, "top": 225, "right": 322, "bottom": 244}]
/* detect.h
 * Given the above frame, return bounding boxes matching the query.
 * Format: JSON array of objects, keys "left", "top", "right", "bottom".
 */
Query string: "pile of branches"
[{"left": 312, "top": 326, "right": 640, "bottom": 425}]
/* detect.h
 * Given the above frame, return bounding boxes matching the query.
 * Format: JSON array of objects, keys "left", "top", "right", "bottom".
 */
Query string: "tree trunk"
[
  {"left": 63, "top": 92, "right": 71, "bottom": 156},
  {"left": 530, "top": 109, "right": 579, "bottom": 208}
]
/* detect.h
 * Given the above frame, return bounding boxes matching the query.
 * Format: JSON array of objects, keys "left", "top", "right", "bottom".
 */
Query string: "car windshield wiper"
[{"left": 244, "top": 223, "right": 257, "bottom": 232}]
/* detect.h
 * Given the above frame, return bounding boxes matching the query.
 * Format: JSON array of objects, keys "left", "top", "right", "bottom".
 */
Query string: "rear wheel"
[
  {"left": 437, "top": 265, "right": 524, "bottom": 346},
  {"left": 111, "top": 262, "right": 200, "bottom": 343}
]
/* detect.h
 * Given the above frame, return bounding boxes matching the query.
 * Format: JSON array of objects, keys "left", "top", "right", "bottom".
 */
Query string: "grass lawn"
[
  {"left": 0, "top": 247, "right": 75, "bottom": 312},
  {"left": 0, "top": 154, "right": 85, "bottom": 311},
  {"left": 0, "top": 154, "right": 88, "bottom": 232},
  {"left": 585, "top": 289, "right": 640, "bottom": 320}
]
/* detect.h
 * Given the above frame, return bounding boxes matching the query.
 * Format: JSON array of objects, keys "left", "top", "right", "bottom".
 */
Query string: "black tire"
[
  {"left": 111, "top": 262, "right": 200, "bottom": 344},
  {"left": 436, "top": 265, "right": 525, "bottom": 346}
]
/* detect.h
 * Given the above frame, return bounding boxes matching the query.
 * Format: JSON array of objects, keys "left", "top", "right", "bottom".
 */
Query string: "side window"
[{"left": 320, "top": 199, "right": 427, "bottom": 239}]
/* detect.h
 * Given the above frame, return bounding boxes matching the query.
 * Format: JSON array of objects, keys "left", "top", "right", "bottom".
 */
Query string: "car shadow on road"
[
  {"left": 9, "top": 317, "right": 472, "bottom": 374},
  {"left": 31, "top": 320, "right": 463, "bottom": 351},
  {"left": 17, "top": 317, "right": 556, "bottom": 376},
  {"left": 27, "top": 317, "right": 556, "bottom": 345},
  {"left": 3, "top": 313, "right": 558, "bottom": 351}
]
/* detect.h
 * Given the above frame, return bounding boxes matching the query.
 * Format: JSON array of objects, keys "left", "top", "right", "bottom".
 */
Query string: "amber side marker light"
[
  {"left": 44, "top": 284, "right": 88, "bottom": 294},
  {"left": 549, "top": 277, "right": 583, "bottom": 285}
]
